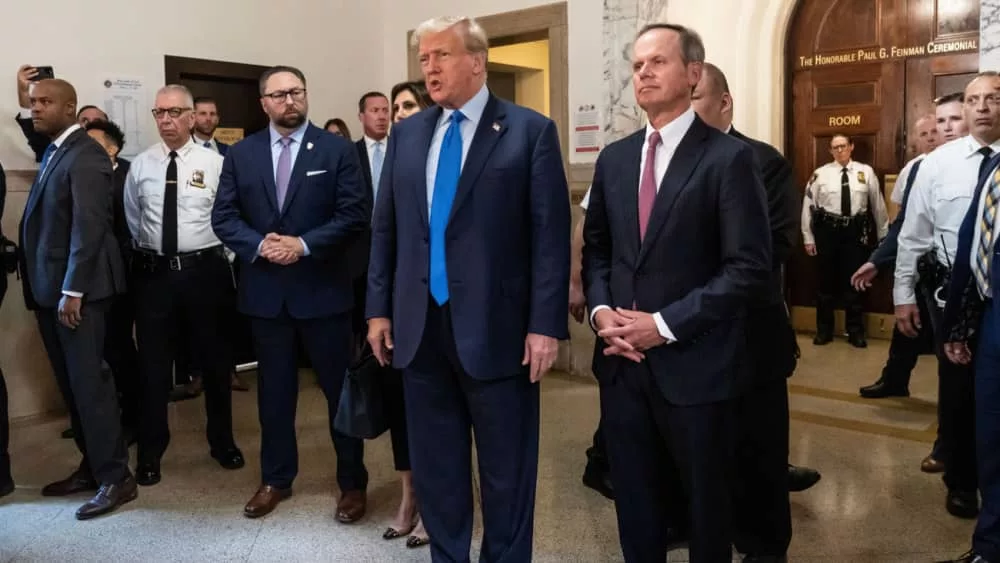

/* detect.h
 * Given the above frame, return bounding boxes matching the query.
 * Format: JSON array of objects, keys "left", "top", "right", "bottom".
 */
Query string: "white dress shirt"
[
  {"left": 123, "top": 139, "right": 224, "bottom": 254},
  {"left": 588, "top": 107, "right": 698, "bottom": 343},
  {"left": 43, "top": 124, "right": 84, "bottom": 297},
  {"left": 192, "top": 134, "right": 221, "bottom": 154},
  {"left": 970, "top": 161, "right": 1000, "bottom": 299},
  {"left": 800, "top": 159, "right": 889, "bottom": 245},
  {"left": 894, "top": 135, "right": 1000, "bottom": 305},
  {"left": 425, "top": 84, "right": 490, "bottom": 213},
  {"left": 890, "top": 153, "right": 928, "bottom": 205}
]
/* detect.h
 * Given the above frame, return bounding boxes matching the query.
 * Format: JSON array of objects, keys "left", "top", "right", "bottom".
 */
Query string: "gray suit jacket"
[{"left": 18, "top": 127, "right": 126, "bottom": 310}]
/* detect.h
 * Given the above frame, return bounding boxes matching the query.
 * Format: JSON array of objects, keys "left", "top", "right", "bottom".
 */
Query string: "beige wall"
[
  {"left": 489, "top": 40, "right": 551, "bottom": 116},
  {"left": 2, "top": 172, "right": 62, "bottom": 422}
]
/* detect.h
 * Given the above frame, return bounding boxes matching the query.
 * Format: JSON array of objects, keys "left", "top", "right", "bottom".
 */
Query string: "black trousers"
[
  {"left": 405, "top": 302, "right": 539, "bottom": 563},
  {"left": 0, "top": 366, "right": 10, "bottom": 485},
  {"left": 35, "top": 299, "right": 129, "bottom": 484},
  {"left": 881, "top": 294, "right": 934, "bottom": 390},
  {"left": 104, "top": 292, "right": 140, "bottom": 429},
  {"left": 132, "top": 254, "right": 237, "bottom": 465},
  {"left": 602, "top": 364, "right": 736, "bottom": 563},
  {"left": 732, "top": 379, "right": 791, "bottom": 557},
  {"left": 382, "top": 367, "right": 411, "bottom": 472},
  {"left": 813, "top": 220, "right": 868, "bottom": 337},
  {"left": 252, "top": 310, "right": 367, "bottom": 491}
]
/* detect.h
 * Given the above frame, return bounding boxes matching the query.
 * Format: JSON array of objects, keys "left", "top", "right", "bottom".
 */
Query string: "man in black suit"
[
  {"left": 84, "top": 120, "right": 140, "bottom": 441},
  {"left": 349, "top": 91, "right": 388, "bottom": 345},
  {"left": 692, "top": 61, "right": 804, "bottom": 562},
  {"left": 583, "top": 25, "right": 772, "bottom": 563},
  {"left": 18, "top": 79, "right": 135, "bottom": 519},
  {"left": 0, "top": 159, "right": 13, "bottom": 499}
]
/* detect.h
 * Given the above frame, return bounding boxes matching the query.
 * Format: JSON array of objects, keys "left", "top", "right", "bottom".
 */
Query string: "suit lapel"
[
  {"left": 281, "top": 124, "right": 321, "bottom": 215},
  {"left": 256, "top": 132, "right": 279, "bottom": 213},
  {"left": 619, "top": 131, "right": 644, "bottom": 263},
  {"left": 447, "top": 96, "right": 507, "bottom": 224},
  {"left": 415, "top": 107, "right": 442, "bottom": 229},
  {"left": 25, "top": 129, "right": 78, "bottom": 220},
  {"left": 355, "top": 139, "right": 373, "bottom": 194},
  {"left": 637, "top": 116, "right": 710, "bottom": 265}
]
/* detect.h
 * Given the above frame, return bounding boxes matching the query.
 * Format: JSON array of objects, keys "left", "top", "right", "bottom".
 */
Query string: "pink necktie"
[{"left": 638, "top": 131, "right": 662, "bottom": 240}]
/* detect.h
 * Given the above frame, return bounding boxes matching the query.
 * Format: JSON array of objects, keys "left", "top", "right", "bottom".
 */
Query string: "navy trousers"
[
  {"left": 404, "top": 302, "right": 539, "bottom": 563},
  {"left": 974, "top": 299, "right": 1000, "bottom": 560}
]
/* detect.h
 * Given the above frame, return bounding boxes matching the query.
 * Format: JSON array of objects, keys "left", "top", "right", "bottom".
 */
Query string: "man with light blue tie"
[
  {"left": 212, "top": 65, "right": 371, "bottom": 520},
  {"left": 349, "top": 92, "right": 389, "bottom": 344},
  {"left": 366, "top": 16, "right": 570, "bottom": 562}
]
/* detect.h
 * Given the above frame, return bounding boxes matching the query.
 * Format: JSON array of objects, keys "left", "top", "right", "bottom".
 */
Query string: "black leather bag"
[{"left": 333, "top": 347, "right": 389, "bottom": 440}]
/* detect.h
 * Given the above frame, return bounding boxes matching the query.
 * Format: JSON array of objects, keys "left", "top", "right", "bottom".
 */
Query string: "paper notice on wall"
[
  {"left": 101, "top": 76, "right": 148, "bottom": 159},
  {"left": 574, "top": 104, "right": 601, "bottom": 154}
]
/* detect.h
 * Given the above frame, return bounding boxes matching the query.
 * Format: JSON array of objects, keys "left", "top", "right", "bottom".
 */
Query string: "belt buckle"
[{"left": 168, "top": 256, "right": 182, "bottom": 271}]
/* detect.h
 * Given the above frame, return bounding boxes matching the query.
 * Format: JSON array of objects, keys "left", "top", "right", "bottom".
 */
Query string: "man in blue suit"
[
  {"left": 212, "top": 66, "right": 370, "bottom": 520},
  {"left": 583, "top": 24, "right": 772, "bottom": 563},
  {"left": 366, "top": 15, "right": 571, "bottom": 562}
]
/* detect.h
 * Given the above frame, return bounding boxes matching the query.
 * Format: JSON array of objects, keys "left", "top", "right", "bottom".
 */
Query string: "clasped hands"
[
  {"left": 593, "top": 307, "right": 667, "bottom": 363},
  {"left": 260, "top": 232, "right": 304, "bottom": 265}
]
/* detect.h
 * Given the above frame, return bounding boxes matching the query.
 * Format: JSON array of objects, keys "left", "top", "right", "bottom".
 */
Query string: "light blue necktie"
[
  {"left": 429, "top": 111, "right": 465, "bottom": 305},
  {"left": 371, "top": 141, "right": 384, "bottom": 205}
]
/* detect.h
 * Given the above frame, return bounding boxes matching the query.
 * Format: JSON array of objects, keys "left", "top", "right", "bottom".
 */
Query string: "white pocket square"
[{"left": 306, "top": 170, "right": 328, "bottom": 177}]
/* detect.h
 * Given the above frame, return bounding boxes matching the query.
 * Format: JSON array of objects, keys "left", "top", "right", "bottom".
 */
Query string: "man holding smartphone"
[{"left": 16, "top": 65, "right": 109, "bottom": 163}]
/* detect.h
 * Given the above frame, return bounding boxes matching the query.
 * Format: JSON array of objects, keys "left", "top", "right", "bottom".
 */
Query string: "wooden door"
[
  {"left": 164, "top": 56, "right": 271, "bottom": 140},
  {"left": 786, "top": 0, "right": 980, "bottom": 317}
]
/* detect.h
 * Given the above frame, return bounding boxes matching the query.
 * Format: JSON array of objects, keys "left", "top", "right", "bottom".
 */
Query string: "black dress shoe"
[
  {"left": 848, "top": 334, "right": 867, "bottom": 348},
  {"left": 41, "top": 470, "right": 98, "bottom": 497},
  {"left": 788, "top": 465, "right": 821, "bottom": 492},
  {"left": 581, "top": 461, "right": 614, "bottom": 500},
  {"left": 212, "top": 448, "right": 245, "bottom": 470},
  {"left": 75, "top": 474, "right": 138, "bottom": 520},
  {"left": 859, "top": 378, "right": 909, "bottom": 398},
  {"left": 947, "top": 490, "right": 980, "bottom": 519},
  {"left": 135, "top": 463, "right": 161, "bottom": 487},
  {"left": 0, "top": 479, "right": 14, "bottom": 498},
  {"left": 813, "top": 333, "right": 832, "bottom": 345},
  {"left": 744, "top": 556, "right": 787, "bottom": 563}
]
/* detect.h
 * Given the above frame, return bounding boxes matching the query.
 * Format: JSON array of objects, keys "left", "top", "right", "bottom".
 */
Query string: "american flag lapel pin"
[
  {"left": 492, "top": 122, "right": 500, "bottom": 132},
  {"left": 306, "top": 141, "right": 314, "bottom": 150}
]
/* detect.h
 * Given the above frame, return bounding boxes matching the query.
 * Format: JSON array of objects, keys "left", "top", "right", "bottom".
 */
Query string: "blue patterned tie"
[
  {"left": 975, "top": 167, "right": 1000, "bottom": 295},
  {"left": 371, "top": 141, "right": 384, "bottom": 205},
  {"left": 36, "top": 143, "right": 57, "bottom": 183},
  {"left": 429, "top": 111, "right": 465, "bottom": 305}
]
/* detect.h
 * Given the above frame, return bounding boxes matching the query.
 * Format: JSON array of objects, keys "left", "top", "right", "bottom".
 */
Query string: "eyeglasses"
[
  {"left": 830, "top": 144, "right": 851, "bottom": 151},
  {"left": 263, "top": 89, "right": 307, "bottom": 103},
  {"left": 151, "top": 107, "right": 191, "bottom": 119}
]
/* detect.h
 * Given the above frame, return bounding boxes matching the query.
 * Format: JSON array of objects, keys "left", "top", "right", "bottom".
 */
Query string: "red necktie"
[{"left": 638, "top": 131, "right": 662, "bottom": 240}]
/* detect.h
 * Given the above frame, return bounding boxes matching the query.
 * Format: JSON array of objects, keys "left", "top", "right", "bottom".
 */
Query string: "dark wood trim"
[{"left": 164, "top": 55, "right": 271, "bottom": 86}]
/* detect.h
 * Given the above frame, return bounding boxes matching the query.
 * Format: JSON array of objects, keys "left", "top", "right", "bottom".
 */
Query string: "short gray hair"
[
  {"left": 411, "top": 16, "right": 489, "bottom": 54},
  {"left": 156, "top": 84, "right": 194, "bottom": 108},
  {"left": 637, "top": 23, "right": 705, "bottom": 65}
]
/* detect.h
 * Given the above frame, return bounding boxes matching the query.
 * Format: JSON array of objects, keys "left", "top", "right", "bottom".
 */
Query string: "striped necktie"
[{"left": 975, "top": 167, "right": 1000, "bottom": 295}]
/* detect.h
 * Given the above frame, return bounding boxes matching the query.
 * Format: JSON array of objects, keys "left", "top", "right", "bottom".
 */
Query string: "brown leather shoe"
[
  {"left": 336, "top": 490, "right": 367, "bottom": 523},
  {"left": 42, "top": 469, "right": 98, "bottom": 497},
  {"left": 244, "top": 484, "right": 291, "bottom": 518},
  {"left": 922, "top": 455, "right": 946, "bottom": 473}
]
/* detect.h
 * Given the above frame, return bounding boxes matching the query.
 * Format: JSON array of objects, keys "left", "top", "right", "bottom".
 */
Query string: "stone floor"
[{"left": 0, "top": 335, "right": 977, "bottom": 562}]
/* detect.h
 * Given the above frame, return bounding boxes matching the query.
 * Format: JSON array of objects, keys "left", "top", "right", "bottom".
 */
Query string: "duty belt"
[
  {"left": 132, "top": 245, "right": 226, "bottom": 273},
  {"left": 811, "top": 207, "right": 865, "bottom": 227}
]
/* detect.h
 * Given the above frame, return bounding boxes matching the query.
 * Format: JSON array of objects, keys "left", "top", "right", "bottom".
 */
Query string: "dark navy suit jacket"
[
  {"left": 212, "top": 122, "right": 369, "bottom": 319},
  {"left": 216, "top": 141, "right": 229, "bottom": 157},
  {"left": 583, "top": 115, "right": 772, "bottom": 406},
  {"left": 942, "top": 151, "right": 1000, "bottom": 342},
  {"left": 365, "top": 94, "right": 571, "bottom": 381}
]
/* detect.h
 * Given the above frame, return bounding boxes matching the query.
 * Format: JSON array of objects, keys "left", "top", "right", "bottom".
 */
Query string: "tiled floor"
[{"left": 0, "top": 335, "right": 976, "bottom": 562}]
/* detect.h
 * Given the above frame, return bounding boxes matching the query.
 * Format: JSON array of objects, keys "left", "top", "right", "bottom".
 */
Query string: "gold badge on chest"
[
  {"left": 856, "top": 170, "right": 866, "bottom": 184},
  {"left": 189, "top": 170, "right": 206, "bottom": 188}
]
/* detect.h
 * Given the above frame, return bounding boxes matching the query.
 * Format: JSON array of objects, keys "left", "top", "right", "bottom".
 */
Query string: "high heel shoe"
[{"left": 382, "top": 524, "right": 415, "bottom": 540}]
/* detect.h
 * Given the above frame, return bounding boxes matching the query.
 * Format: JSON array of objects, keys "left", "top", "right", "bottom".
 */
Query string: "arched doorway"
[{"left": 784, "top": 0, "right": 980, "bottom": 334}]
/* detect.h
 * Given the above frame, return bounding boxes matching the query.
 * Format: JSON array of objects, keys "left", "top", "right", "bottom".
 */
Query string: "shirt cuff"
[
  {"left": 892, "top": 285, "right": 916, "bottom": 306},
  {"left": 62, "top": 290, "right": 83, "bottom": 298},
  {"left": 19, "top": 108, "right": 31, "bottom": 120},
  {"left": 299, "top": 237, "right": 310, "bottom": 256},
  {"left": 589, "top": 305, "right": 611, "bottom": 331},
  {"left": 652, "top": 312, "right": 676, "bottom": 342}
]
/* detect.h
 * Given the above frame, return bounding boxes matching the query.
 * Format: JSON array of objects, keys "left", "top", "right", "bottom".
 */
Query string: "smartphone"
[{"left": 31, "top": 66, "right": 54, "bottom": 81}]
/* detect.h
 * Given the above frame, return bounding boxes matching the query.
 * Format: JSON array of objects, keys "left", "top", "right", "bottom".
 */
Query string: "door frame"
[{"left": 405, "top": 3, "right": 570, "bottom": 174}]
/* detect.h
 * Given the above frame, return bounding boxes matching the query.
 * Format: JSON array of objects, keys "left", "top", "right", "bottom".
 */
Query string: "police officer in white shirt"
[
  {"left": 894, "top": 72, "right": 1000, "bottom": 521},
  {"left": 123, "top": 84, "right": 243, "bottom": 487},
  {"left": 801, "top": 135, "right": 889, "bottom": 347}
]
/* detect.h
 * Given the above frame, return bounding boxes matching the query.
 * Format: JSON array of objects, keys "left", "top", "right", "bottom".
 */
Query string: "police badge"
[
  {"left": 857, "top": 170, "right": 866, "bottom": 183},
  {"left": 190, "top": 170, "right": 206, "bottom": 188}
]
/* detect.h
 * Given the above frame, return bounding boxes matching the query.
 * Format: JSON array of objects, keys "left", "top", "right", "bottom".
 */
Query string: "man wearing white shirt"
[
  {"left": 124, "top": 84, "right": 244, "bottom": 488},
  {"left": 894, "top": 72, "right": 1000, "bottom": 521}
]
